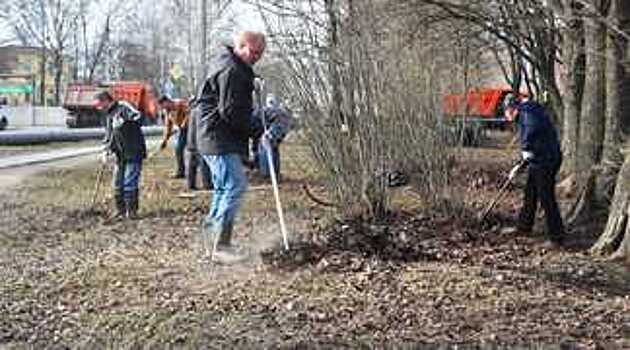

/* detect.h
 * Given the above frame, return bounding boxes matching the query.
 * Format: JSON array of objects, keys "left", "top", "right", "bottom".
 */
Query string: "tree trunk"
[
  {"left": 54, "top": 54, "right": 63, "bottom": 105},
  {"left": 574, "top": 3, "right": 607, "bottom": 215},
  {"left": 602, "top": 0, "right": 626, "bottom": 166},
  {"left": 591, "top": 147, "right": 630, "bottom": 262},
  {"left": 623, "top": 1, "right": 630, "bottom": 135},
  {"left": 594, "top": 0, "right": 629, "bottom": 203},
  {"left": 40, "top": 48, "right": 47, "bottom": 105},
  {"left": 342, "top": 0, "right": 357, "bottom": 134},
  {"left": 200, "top": 0, "right": 208, "bottom": 84},
  {"left": 87, "top": 16, "right": 110, "bottom": 84},
  {"left": 560, "top": 5, "right": 584, "bottom": 175},
  {"left": 82, "top": 14, "right": 89, "bottom": 81},
  {"left": 325, "top": 0, "right": 344, "bottom": 127}
]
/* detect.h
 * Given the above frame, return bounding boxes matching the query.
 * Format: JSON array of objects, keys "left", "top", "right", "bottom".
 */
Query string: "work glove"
[
  {"left": 262, "top": 123, "right": 287, "bottom": 147},
  {"left": 522, "top": 151, "right": 534, "bottom": 162},
  {"left": 508, "top": 162, "right": 524, "bottom": 181},
  {"left": 261, "top": 131, "right": 273, "bottom": 148},
  {"left": 99, "top": 151, "right": 113, "bottom": 165}
]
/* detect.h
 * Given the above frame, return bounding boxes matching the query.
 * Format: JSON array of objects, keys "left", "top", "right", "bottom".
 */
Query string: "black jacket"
[
  {"left": 516, "top": 101, "right": 561, "bottom": 168},
  {"left": 103, "top": 100, "right": 146, "bottom": 161},
  {"left": 196, "top": 46, "right": 255, "bottom": 156},
  {"left": 186, "top": 101, "right": 200, "bottom": 153}
]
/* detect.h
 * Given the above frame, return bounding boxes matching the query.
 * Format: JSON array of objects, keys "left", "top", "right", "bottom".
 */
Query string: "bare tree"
[
  {"left": 552, "top": 0, "right": 586, "bottom": 175},
  {"left": 198, "top": 0, "right": 233, "bottom": 90},
  {"left": 589, "top": 0, "right": 630, "bottom": 260},
  {"left": 253, "top": 0, "right": 467, "bottom": 218},
  {"left": 2, "top": 0, "right": 79, "bottom": 104}
]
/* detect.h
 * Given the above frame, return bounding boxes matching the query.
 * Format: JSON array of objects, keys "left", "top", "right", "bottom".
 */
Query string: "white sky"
[
  {"left": 0, "top": 0, "right": 266, "bottom": 47},
  {"left": 232, "top": 0, "right": 266, "bottom": 32}
]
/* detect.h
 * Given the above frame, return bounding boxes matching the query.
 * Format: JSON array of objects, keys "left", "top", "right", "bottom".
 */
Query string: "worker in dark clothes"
[
  {"left": 196, "top": 31, "right": 266, "bottom": 262},
  {"left": 95, "top": 91, "right": 146, "bottom": 219},
  {"left": 186, "top": 96, "right": 212, "bottom": 191},
  {"left": 504, "top": 96, "right": 565, "bottom": 246}
]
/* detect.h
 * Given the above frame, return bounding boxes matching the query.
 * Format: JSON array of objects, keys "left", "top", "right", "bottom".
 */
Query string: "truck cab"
[
  {"left": 63, "top": 81, "right": 158, "bottom": 128},
  {"left": 441, "top": 88, "right": 527, "bottom": 146}
]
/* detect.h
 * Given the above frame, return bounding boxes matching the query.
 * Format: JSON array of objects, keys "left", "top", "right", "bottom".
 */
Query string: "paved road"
[
  {"left": 0, "top": 146, "right": 102, "bottom": 170},
  {"left": 0, "top": 154, "right": 96, "bottom": 192},
  {"left": 0, "top": 139, "right": 161, "bottom": 194}
]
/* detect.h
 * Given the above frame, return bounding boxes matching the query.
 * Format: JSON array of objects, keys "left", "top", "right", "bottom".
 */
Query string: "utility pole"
[
  {"left": 200, "top": 0, "right": 208, "bottom": 81},
  {"left": 40, "top": 1, "right": 47, "bottom": 107}
]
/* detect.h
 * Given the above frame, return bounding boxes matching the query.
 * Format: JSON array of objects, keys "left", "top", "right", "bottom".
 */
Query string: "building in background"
[{"left": 0, "top": 45, "right": 72, "bottom": 106}]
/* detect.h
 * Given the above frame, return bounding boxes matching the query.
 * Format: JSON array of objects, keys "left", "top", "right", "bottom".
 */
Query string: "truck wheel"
[{"left": 0, "top": 116, "right": 7, "bottom": 131}]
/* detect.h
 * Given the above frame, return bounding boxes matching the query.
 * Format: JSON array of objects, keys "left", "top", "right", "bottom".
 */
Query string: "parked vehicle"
[
  {"left": 441, "top": 88, "right": 525, "bottom": 145},
  {"left": 63, "top": 81, "right": 158, "bottom": 128}
]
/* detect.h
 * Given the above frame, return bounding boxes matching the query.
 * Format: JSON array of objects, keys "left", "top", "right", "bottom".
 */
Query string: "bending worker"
[
  {"left": 504, "top": 96, "right": 565, "bottom": 247},
  {"left": 158, "top": 95, "right": 189, "bottom": 179},
  {"left": 251, "top": 95, "right": 292, "bottom": 180},
  {"left": 95, "top": 91, "right": 146, "bottom": 219}
]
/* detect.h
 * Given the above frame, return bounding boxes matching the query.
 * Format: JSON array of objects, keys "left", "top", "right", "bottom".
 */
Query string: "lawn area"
[{"left": 1, "top": 133, "right": 629, "bottom": 349}]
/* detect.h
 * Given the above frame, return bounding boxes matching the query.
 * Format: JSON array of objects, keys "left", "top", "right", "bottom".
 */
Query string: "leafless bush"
[{"left": 254, "top": 0, "right": 486, "bottom": 220}]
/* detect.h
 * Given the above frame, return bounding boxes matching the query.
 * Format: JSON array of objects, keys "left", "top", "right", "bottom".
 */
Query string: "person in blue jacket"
[
  {"left": 250, "top": 95, "right": 290, "bottom": 179},
  {"left": 504, "top": 96, "right": 565, "bottom": 246}
]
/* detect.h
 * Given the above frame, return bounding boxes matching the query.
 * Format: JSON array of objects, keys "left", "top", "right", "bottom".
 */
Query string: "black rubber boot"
[
  {"left": 113, "top": 190, "right": 126, "bottom": 218},
  {"left": 175, "top": 136, "right": 186, "bottom": 178},
  {"left": 217, "top": 223, "right": 233, "bottom": 247},
  {"left": 186, "top": 151, "right": 198, "bottom": 190},
  {"left": 126, "top": 190, "right": 139, "bottom": 219}
]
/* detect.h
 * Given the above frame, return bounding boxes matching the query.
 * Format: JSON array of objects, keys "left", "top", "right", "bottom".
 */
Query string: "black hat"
[
  {"left": 158, "top": 94, "right": 172, "bottom": 104},
  {"left": 506, "top": 95, "right": 521, "bottom": 109}
]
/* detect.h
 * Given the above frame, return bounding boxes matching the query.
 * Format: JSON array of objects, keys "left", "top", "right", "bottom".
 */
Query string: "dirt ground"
[{"left": 1, "top": 133, "right": 629, "bottom": 349}]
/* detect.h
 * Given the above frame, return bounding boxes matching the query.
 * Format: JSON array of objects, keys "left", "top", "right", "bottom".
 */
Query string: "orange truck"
[
  {"left": 440, "top": 88, "right": 526, "bottom": 145},
  {"left": 442, "top": 87, "right": 525, "bottom": 126},
  {"left": 63, "top": 81, "right": 158, "bottom": 128}
]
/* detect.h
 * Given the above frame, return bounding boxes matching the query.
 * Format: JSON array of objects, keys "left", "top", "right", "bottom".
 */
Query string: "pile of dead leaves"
[{"left": 262, "top": 208, "right": 527, "bottom": 272}]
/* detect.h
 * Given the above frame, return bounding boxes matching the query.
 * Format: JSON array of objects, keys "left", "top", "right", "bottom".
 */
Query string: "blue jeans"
[
  {"left": 187, "top": 151, "right": 212, "bottom": 190},
  {"left": 257, "top": 143, "right": 280, "bottom": 178},
  {"left": 113, "top": 159, "right": 142, "bottom": 200},
  {"left": 201, "top": 154, "right": 248, "bottom": 240},
  {"left": 174, "top": 127, "right": 187, "bottom": 176}
]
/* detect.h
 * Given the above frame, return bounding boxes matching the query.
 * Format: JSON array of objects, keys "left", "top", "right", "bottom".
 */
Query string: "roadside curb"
[
  {"left": 0, "top": 126, "right": 163, "bottom": 145},
  {"left": 0, "top": 139, "right": 161, "bottom": 170}
]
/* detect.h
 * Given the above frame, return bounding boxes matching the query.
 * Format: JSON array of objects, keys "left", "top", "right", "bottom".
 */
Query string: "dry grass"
[{"left": 1, "top": 133, "right": 630, "bottom": 348}]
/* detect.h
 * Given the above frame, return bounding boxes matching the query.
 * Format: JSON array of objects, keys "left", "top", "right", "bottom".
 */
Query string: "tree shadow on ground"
[{"left": 513, "top": 256, "right": 630, "bottom": 298}]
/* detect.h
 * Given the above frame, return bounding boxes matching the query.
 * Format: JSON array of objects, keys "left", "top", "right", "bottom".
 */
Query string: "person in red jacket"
[{"left": 158, "top": 95, "right": 189, "bottom": 178}]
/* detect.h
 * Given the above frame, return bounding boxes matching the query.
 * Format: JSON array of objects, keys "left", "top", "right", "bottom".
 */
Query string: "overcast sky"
[
  {"left": 232, "top": 0, "right": 266, "bottom": 32},
  {"left": 0, "top": 0, "right": 266, "bottom": 47}
]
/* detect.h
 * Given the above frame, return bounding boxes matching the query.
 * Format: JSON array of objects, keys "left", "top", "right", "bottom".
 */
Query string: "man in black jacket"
[
  {"left": 186, "top": 96, "right": 212, "bottom": 191},
  {"left": 96, "top": 91, "right": 146, "bottom": 219},
  {"left": 195, "top": 31, "right": 266, "bottom": 261},
  {"left": 504, "top": 97, "right": 565, "bottom": 245}
]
